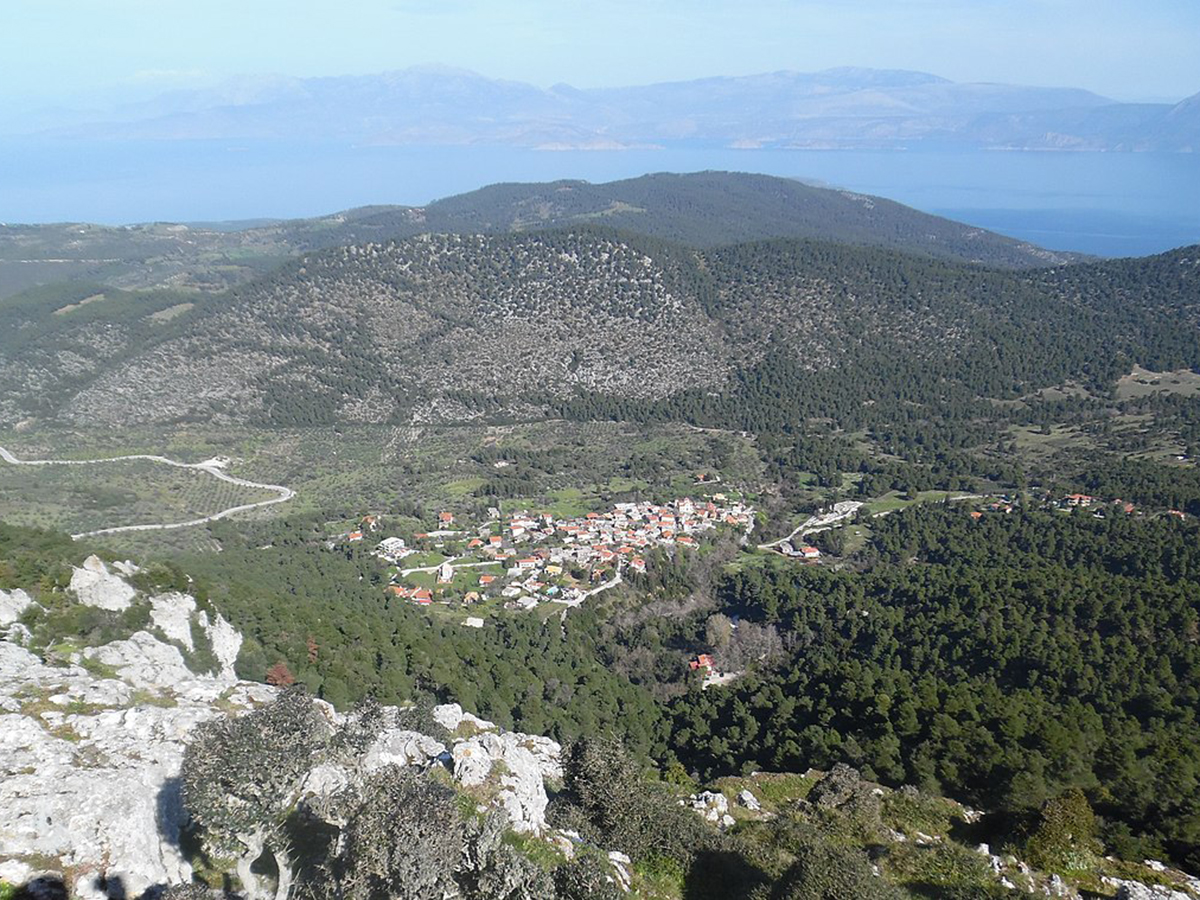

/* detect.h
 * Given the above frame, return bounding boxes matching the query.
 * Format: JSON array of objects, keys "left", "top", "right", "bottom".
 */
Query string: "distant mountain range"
[{"left": 21, "top": 66, "right": 1198, "bottom": 152}]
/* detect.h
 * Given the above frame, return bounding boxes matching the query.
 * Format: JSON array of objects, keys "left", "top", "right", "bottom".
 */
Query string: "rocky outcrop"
[
  {"left": 198, "top": 610, "right": 241, "bottom": 680},
  {"left": 149, "top": 592, "right": 197, "bottom": 650},
  {"left": 689, "top": 790, "right": 735, "bottom": 828},
  {"left": 432, "top": 700, "right": 496, "bottom": 735},
  {"left": 0, "top": 588, "right": 33, "bottom": 626},
  {"left": 447, "top": 717, "right": 561, "bottom": 834},
  {"left": 1113, "top": 882, "right": 1195, "bottom": 900},
  {"left": 69, "top": 555, "right": 136, "bottom": 611},
  {"left": 737, "top": 789, "right": 761, "bottom": 811},
  {"left": 82, "top": 631, "right": 197, "bottom": 689},
  {"left": 0, "top": 562, "right": 564, "bottom": 896},
  {"left": 363, "top": 729, "right": 448, "bottom": 771},
  {"left": 0, "top": 638, "right": 269, "bottom": 899}
]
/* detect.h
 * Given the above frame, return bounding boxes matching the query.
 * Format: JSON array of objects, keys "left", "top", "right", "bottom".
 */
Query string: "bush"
[
  {"left": 554, "top": 737, "right": 713, "bottom": 864},
  {"left": 311, "top": 767, "right": 464, "bottom": 900},
  {"left": 1022, "top": 789, "right": 1101, "bottom": 874},
  {"left": 553, "top": 856, "right": 622, "bottom": 900},
  {"left": 769, "top": 836, "right": 904, "bottom": 900}
]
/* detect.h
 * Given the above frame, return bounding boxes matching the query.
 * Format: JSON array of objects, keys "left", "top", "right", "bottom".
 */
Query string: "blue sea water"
[{"left": 0, "top": 139, "right": 1197, "bottom": 257}]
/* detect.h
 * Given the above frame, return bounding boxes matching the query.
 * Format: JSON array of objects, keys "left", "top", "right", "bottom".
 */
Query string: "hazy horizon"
[
  {"left": 2, "top": 2, "right": 1197, "bottom": 256},
  {"left": 3, "top": 0, "right": 1198, "bottom": 116}
]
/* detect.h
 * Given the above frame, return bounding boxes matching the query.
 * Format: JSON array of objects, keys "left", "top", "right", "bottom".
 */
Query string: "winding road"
[{"left": 0, "top": 445, "right": 295, "bottom": 540}]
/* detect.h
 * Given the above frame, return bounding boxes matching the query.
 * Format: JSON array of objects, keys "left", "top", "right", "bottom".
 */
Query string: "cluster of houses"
[
  {"left": 486, "top": 496, "right": 754, "bottom": 571},
  {"left": 967, "top": 492, "right": 1191, "bottom": 521},
  {"left": 358, "top": 495, "right": 754, "bottom": 613},
  {"left": 1053, "top": 493, "right": 1188, "bottom": 519}
]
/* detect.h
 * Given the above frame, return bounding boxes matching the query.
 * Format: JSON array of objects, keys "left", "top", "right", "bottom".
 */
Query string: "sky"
[{"left": 1, "top": 0, "right": 1198, "bottom": 115}]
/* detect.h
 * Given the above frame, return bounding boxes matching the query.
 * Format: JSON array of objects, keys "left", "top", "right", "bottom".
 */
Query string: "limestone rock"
[
  {"left": 433, "top": 701, "right": 497, "bottom": 734},
  {"left": 495, "top": 739, "right": 550, "bottom": 834},
  {"left": 1, "top": 559, "right": 562, "bottom": 893},
  {"left": 0, "top": 588, "right": 33, "bottom": 626},
  {"left": 607, "top": 851, "right": 633, "bottom": 892},
  {"left": 737, "top": 788, "right": 761, "bottom": 811},
  {"left": 1115, "top": 883, "right": 1194, "bottom": 900},
  {"left": 200, "top": 611, "right": 242, "bottom": 680},
  {"left": 300, "top": 763, "right": 354, "bottom": 806},
  {"left": 454, "top": 732, "right": 503, "bottom": 786},
  {"left": 81, "top": 630, "right": 195, "bottom": 690},
  {"left": 69, "top": 555, "right": 136, "bottom": 611},
  {"left": 150, "top": 592, "right": 196, "bottom": 650},
  {"left": 690, "top": 790, "right": 729, "bottom": 822},
  {"left": 1047, "top": 873, "right": 1079, "bottom": 898},
  {"left": 451, "top": 731, "right": 555, "bottom": 833},
  {"left": 0, "top": 640, "right": 262, "bottom": 900},
  {"left": 363, "top": 729, "right": 447, "bottom": 771}
]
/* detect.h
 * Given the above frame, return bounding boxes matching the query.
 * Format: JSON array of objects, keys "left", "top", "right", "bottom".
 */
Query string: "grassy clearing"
[
  {"left": 1008, "top": 423, "right": 1096, "bottom": 461},
  {"left": 841, "top": 523, "right": 871, "bottom": 555},
  {"left": 547, "top": 487, "right": 589, "bottom": 517},
  {"left": 442, "top": 476, "right": 487, "bottom": 498},
  {"left": 1116, "top": 365, "right": 1200, "bottom": 400},
  {"left": 861, "top": 490, "right": 978, "bottom": 517}
]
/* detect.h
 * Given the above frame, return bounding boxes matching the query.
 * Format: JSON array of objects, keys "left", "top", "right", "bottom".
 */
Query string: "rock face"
[
  {"left": 199, "top": 609, "right": 242, "bottom": 680},
  {"left": 69, "top": 555, "right": 137, "bottom": 611},
  {"left": 0, "top": 588, "right": 33, "bottom": 626},
  {"left": 0, "top": 638, "right": 258, "bottom": 899},
  {"left": 149, "top": 592, "right": 196, "bottom": 650},
  {"left": 0, "top": 562, "right": 564, "bottom": 896},
  {"left": 443, "top": 710, "right": 562, "bottom": 834}
]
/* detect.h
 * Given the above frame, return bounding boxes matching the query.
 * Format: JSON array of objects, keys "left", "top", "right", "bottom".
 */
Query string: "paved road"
[
  {"left": 398, "top": 559, "right": 498, "bottom": 576},
  {"left": 0, "top": 445, "right": 294, "bottom": 540}
]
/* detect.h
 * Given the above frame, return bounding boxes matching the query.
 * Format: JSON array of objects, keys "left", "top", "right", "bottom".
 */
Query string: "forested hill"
[
  {"left": 0, "top": 230, "right": 1194, "bottom": 430},
  {"left": 290, "top": 171, "right": 1084, "bottom": 267},
  {"left": 0, "top": 172, "right": 1082, "bottom": 299}
]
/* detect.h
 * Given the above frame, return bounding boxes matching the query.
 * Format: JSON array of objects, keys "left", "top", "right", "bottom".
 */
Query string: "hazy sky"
[{"left": 2, "top": 0, "right": 1198, "bottom": 111}]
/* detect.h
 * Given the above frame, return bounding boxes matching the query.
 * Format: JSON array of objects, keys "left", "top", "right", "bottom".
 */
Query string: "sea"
[{"left": 1, "top": 139, "right": 1198, "bottom": 257}]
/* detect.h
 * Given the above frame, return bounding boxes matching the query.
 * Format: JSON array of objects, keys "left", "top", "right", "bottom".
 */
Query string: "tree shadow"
[
  {"left": 156, "top": 775, "right": 186, "bottom": 852},
  {"left": 92, "top": 875, "right": 126, "bottom": 900},
  {"left": 10, "top": 877, "right": 68, "bottom": 900},
  {"left": 683, "top": 848, "right": 773, "bottom": 900}
]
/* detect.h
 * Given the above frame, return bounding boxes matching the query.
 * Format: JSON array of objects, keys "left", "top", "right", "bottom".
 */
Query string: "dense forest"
[{"left": 672, "top": 505, "right": 1200, "bottom": 869}]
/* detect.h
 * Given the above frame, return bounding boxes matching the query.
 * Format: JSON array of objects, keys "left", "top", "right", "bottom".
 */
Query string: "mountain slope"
[
  {"left": 0, "top": 228, "right": 1193, "bottom": 430},
  {"left": 325, "top": 171, "right": 1083, "bottom": 266}
]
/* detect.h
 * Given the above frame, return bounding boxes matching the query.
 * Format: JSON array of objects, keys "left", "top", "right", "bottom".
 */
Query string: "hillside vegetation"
[{"left": 0, "top": 228, "right": 1192, "bottom": 430}]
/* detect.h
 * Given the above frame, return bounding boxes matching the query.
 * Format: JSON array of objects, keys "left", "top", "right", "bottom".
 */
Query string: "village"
[
  {"left": 335, "top": 494, "right": 756, "bottom": 623},
  {"left": 326, "top": 481, "right": 1191, "bottom": 675}
]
